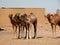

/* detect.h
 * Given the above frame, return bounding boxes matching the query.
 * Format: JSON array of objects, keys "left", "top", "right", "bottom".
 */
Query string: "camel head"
[
  {"left": 20, "top": 13, "right": 27, "bottom": 19},
  {"left": 24, "top": 13, "right": 27, "bottom": 17},
  {"left": 44, "top": 14, "right": 50, "bottom": 18},
  {"left": 44, "top": 14, "right": 54, "bottom": 22},
  {"left": 8, "top": 14, "right": 13, "bottom": 19},
  {"left": 44, "top": 14, "right": 54, "bottom": 18}
]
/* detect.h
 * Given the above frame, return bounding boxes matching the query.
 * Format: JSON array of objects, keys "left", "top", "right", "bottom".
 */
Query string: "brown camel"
[
  {"left": 9, "top": 13, "right": 37, "bottom": 39},
  {"left": 44, "top": 13, "right": 60, "bottom": 37},
  {"left": 9, "top": 13, "right": 22, "bottom": 39},
  {"left": 19, "top": 13, "right": 37, "bottom": 39},
  {"left": 13, "top": 13, "right": 25, "bottom": 39},
  {"left": 15, "top": 13, "right": 28, "bottom": 39},
  {"left": 8, "top": 14, "right": 17, "bottom": 32}
]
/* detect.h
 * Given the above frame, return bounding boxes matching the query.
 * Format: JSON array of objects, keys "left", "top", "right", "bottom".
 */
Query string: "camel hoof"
[
  {"left": 32, "top": 37, "right": 36, "bottom": 39},
  {"left": 18, "top": 37, "right": 20, "bottom": 39},
  {"left": 24, "top": 37, "right": 30, "bottom": 39},
  {"left": 18, "top": 37, "right": 21, "bottom": 39},
  {"left": 24, "top": 36, "right": 26, "bottom": 39},
  {"left": 26, "top": 37, "right": 29, "bottom": 39}
]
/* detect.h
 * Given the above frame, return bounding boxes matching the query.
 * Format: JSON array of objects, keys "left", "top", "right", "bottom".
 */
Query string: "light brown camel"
[
  {"left": 9, "top": 13, "right": 37, "bottom": 39},
  {"left": 19, "top": 13, "right": 37, "bottom": 39},
  {"left": 13, "top": 13, "right": 25, "bottom": 39},
  {"left": 44, "top": 13, "right": 60, "bottom": 37}
]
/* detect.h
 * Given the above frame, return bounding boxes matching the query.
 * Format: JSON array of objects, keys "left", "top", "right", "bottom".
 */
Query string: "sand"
[{"left": 0, "top": 24, "right": 60, "bottom": 45}]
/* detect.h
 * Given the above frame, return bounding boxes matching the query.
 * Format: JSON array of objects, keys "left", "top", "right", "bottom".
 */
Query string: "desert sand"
[{"left": 0, "top": 24, "right": 60, "bottom": 45}]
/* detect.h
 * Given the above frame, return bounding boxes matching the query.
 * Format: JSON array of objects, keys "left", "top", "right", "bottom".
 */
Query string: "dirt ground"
[{"left": 0, "top": 24, "right": 60, "bottom": 45}]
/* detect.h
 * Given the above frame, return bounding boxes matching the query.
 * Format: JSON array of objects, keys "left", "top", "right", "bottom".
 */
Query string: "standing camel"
[
  {"left": 9, "top": 14, "right": 17, "bottom": 32},
  {"left": 20, "top": 13, "right": 37, "bottom": 39},
  {"left": 13, "top": 13, "right": 24, "bottom": 39},
  {"left": 9, "top": 13, "right": 37, "bottom": 39},
  {"left": 9, "top": 13, "right": 22, "bottom": 39},
  {"left": 44, "top": 13, "right": 60, "bottom": 38}
]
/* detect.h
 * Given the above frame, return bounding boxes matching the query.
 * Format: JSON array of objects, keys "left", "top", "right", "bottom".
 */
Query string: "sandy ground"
[{"left": 0, "top": 24, "right": 60, "bottom": 45}]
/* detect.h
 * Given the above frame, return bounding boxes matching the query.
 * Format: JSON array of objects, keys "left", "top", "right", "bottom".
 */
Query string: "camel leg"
[
  {"left": 22, "top": 26, "right": 25, "bottom": 38},
  {"left": 18, "top": 26, "right": 20, "bottom": 39},
  {"left": 33, "top": 23, "right": 37, "bottom": 39},
  {"left": 25, "top": 26, "right": 27, "bottom": 39},
  {"left": 20, "top": 25, "right": 23, "bottom": 38},
  {"left": 12, "top": 25, "right": 14, "bottom": 31},
  {"left": 55, "top": 25, "right": 56, "bottom": 37},
  {"left": 12, "top": 25, "right": 16, "bottom": 34},
  {"left": 28, "top": 24, "right": 30, "bottom": 39},
  {"left": 25, "top": 26, "right": 28, "bottom": 39},
  {"left": 15, "top": 26, "right": 17, "bottom": 33},
  {"left": 51, "top": 24, "right": 56, "bottom": 38},
  {"left": 25, "top": 25, "right": 30, "bottom": 39},
  {"left": 21, "top": 26, "right": 24, "bottom": 38},
  {"left": 51, "top": 24, "right": 53, "bottom": 37},
  {"left": 54, "top": 25, "right": 56, "bottom": 37}
]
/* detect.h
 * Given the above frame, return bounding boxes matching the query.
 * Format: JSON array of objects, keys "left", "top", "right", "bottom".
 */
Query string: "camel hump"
[{"left": 29, "top": 13, "right": 36, "bottom": 19}]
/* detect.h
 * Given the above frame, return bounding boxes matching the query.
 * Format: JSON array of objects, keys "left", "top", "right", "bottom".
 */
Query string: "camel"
[
  {"left": 8, "top": 14, "right": 17, "bottom": 32},
  {"left": 44, "top": 13, "right": 60, "bottom": 38},
  {"left": 19, "top": 13, "right": 37, "bottom": 39},
  {"left": 14, "top": 13, "right": 28, "bottom": 39},
  {"left": 13, "top": 13, "right": 26, "bottom": 39},
  {"left": 9, "top": 13, "right": 22, "bottom": 39},
  {"left": 9, "top": 13, "right": 37, "bottom": 39}
]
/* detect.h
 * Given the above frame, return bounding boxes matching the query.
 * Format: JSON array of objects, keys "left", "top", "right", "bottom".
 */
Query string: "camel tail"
[{"left": 58, "top": 22, "right": 60, "bottom": 26}]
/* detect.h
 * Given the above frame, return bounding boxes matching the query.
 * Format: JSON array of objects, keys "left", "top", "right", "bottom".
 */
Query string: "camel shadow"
[
  {"left": 12, "top": 38, "right": 22, "bottom": 40},
  {"left": 37, "top": 36, "right": 43, "bottom": 39},
  {"left": 32, "top": 36, "right": 43, "bottom": 39},
  {"left": 12, "top": 37, "right": 27, "bottom": 40},
  {"left": 50, "top": 36, "right": 60, "bottom": 39},
  {"left": 56, "top": 36, "right": 60, "bottom": 39},
  {"left": 12, "top": 36, "right": 43, "bottom": 40}
]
